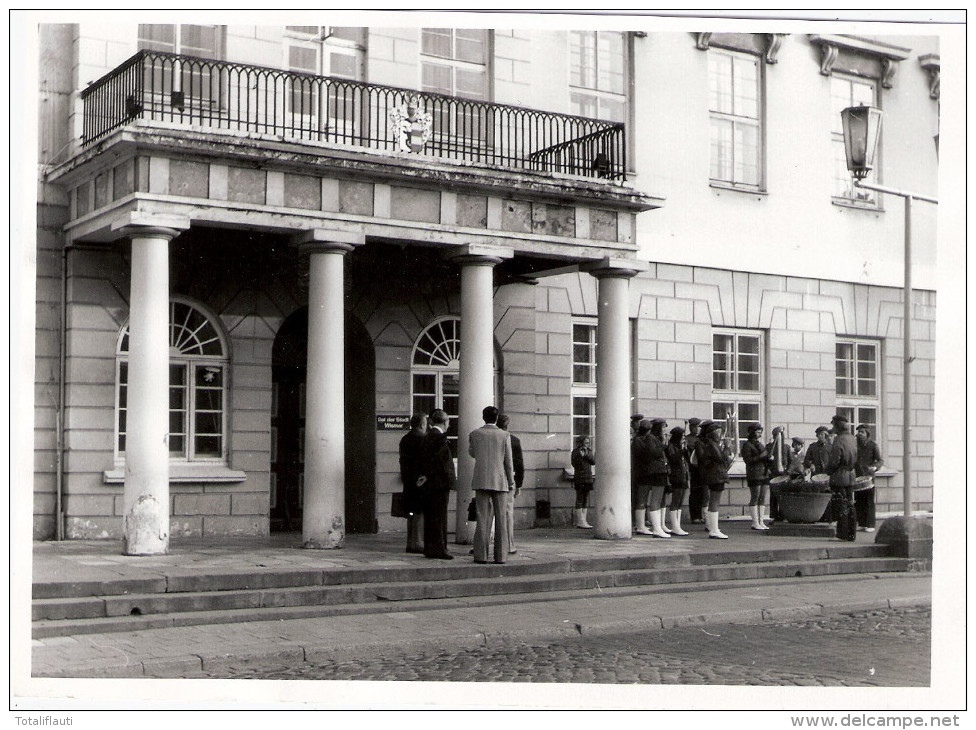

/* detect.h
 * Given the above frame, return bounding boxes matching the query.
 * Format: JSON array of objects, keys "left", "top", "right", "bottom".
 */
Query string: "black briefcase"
[{"left": 391, "top": 492, "right": 409, "bottom": 519}]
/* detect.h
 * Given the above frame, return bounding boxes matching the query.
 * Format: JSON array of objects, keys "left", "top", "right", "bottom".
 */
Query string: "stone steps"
[{"left": 32, "top": 547, "right": 917, "bottom": 638}]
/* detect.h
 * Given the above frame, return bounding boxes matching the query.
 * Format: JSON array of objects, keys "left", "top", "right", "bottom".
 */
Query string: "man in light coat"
[{"left": 468, "top": 405, "right": 515, "bottom": 564}]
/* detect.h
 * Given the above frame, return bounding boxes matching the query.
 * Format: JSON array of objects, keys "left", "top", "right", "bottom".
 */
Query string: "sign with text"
[{"left": 376, "top": 414, "right": 412, "bottom": 431}]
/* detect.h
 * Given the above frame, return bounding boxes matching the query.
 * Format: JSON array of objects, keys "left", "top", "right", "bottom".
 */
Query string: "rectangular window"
[
  {"left": 836, "top": 338, "right": 881, "bottom": 435},
  {"left": 572, "top": 321, "right": 598, "bottom": 447},
  {"left": 137, "top": 25, "right": 221, "bottom": 105},
  {"left": 569, "top": 30, "right": 626, "bottom": 123},
  {"left": 712, "top": 329, "right": 764, "bottom": 457},
  {"left": 421, "top": 28, "right": 489, "bottom": 148},
  {"left": 709, "top": 49, "right": 762, "bottom": 189},
  {"left": 831, "top": 75, "right": 879, "bottom": 205},
  {"left": 117, "top": 361, "right": 227, "bottom": 461}
]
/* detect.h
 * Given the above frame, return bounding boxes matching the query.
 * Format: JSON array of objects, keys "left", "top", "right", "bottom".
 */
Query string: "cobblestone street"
[{"left": 185, "top": 606, "right": 930, "bottom": 686}]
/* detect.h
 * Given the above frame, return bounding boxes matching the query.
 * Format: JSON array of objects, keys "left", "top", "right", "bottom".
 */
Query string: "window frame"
[
  {"left": 835, "top": 337, "right": 882, "bottom": 439},
  {"left": 568, "top": 30, "right": 629, "bottom": 124},
  {"left": 571, "top": 319, "right": 598, "bottom": 449},
  {"left": 830, "top": 72, "right": 882, "bottom": 209},
  {"left": 136, "top": 24, "right": 224, "bottom": 110},
  {"left": 410, "top": 316, "right": 498, "bottom": 459},
  {"left": 711, "top": 328, "right": 765, "bottom": 458},
  {"left": 115, "top": 298, "right": 230, "bottom": 465},
  {"left": 707, "top": 46, "right": 765, "bottom": 192}
]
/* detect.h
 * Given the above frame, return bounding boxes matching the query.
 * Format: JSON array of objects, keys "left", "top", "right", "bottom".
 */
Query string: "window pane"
[
  {"left": 422, "top": 63, "right": 453, "bottom": 95},
  {"left": 710, "top": 119, "right": 733, "bottom": 181},
  {"left": 597, "top": 32, "right": 624, "bottom": 94},
  {"left": 732, "top": 56, "right": 758, "bottom": 119},
  {"left": 195, "top": 435, "right": 221, "bottom": 457},
  {"left": 180, "top": 25, "right": 218, "bottom": 59},
  {"left": 734, "top": 122, "right": 758, "bottom": 185},
  {"left": 455, "top": 68, "right": 486, "bottom": 99},
  {"left": 738, "top": 370, "right": 759, "bottom": 392},
  {"left": 570, "top": 31, "right": 596, "bottom": 89},
  {"left": 330, "top": 27, "right": 363, "bottom": 43},
  {"left": 195, "top": 411, "right": 221, "bottom": 436},
  {"left": 709, "top": 53, "right": 733, "bottom": 114},
  {"left": 570, "top": 92, "right": 598, "bottom": 119},
  {"left": 455, "top": 29, "right": 486, "bottom": 64},
  {"left": 413, "top": 373, "right": 436, "bottom": 395},
  {"left": 329, "top": 52, "right": 357, "bottom": 79},
  {"left": 289, "top": 45, "right": 317, "bottom": 72},
  {"left": 422, "top": 28, "right": 452, "bottom": 58},
  {"left": 600, "top": 97, "right": 626, "bottom": 123},
  {"left": 138, "top": 24, "right": 176, "bottom": 52}
]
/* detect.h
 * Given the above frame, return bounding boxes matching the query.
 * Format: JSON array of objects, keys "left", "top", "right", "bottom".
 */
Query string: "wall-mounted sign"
[{"left": 376, "top": 414, "right": 412, "bottom": 431}]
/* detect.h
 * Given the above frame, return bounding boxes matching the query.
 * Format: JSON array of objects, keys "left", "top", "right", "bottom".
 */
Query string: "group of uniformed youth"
[
  {"left": 572, "top": 412, "right": 883, "bottom": 540},
  {"left": 398, "top": 407, "right": 885, "bottom": 558}
]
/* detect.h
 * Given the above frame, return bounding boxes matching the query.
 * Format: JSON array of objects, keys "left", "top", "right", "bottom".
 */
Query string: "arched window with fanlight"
[
  {"left": 410, "top": 316, "right": 497, "bottom": 458},
  {"left": 116, "top": 299, "right": 229, "bottom": 462}
]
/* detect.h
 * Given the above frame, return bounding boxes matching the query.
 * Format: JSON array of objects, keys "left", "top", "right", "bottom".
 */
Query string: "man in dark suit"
[
  {"left": 420, "top": 409, "right": 456, "bottom": 560},
  {"left": 497, "top": 414, "right": 524, "bottom": 555},
  {"left": 398, "top": 413, "right": 427, "bottom": 554}
]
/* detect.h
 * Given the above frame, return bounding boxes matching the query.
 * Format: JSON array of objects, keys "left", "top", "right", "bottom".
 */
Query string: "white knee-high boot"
[
  {"left": 658, "top": 507, "right": 672, "bottom": 533},
  {"left": 634, "top": 510, "right": 652, "bottom": 534},
  {"left": 758, "top": 505, "right": 770, "bottom": 529},
  {"left": 668, "top": 509, "right": 689, "bottom": 536},
  {"left": 706, "top": 510, "right": 728, "bottom": 539},
  {"left": 576, "top": 508, "right": 592, "bottom": 529},
  {"left": 749, "top": 505, "right": 764, "bottom": 530},
  {"left": 649, "top": 508, "right": 671, "bottom": 538}
]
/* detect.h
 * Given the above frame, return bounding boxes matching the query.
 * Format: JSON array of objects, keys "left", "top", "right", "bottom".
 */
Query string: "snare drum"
[
  {"left": 769, "top": 475, "right": 790, "bottom": 492},
  {"left": 811, "top": 473, "right": 830, "bottom": 486},
  {"left": 853, "top": 475, "right": 874, "bottom": 492}
]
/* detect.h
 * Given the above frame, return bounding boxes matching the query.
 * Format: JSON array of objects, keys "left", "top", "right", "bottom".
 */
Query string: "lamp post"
[{"left": 840, "top": 106, "right": 938, "bottom": 520}]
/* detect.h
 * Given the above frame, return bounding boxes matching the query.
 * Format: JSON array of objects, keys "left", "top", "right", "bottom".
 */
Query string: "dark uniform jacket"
[
  {"left": 698, "top": 438, "right": 734, "bottom": 486},
  {"left": 684, "top": 434, "right": 702, "bottom": 487},
  {"left": 665, "top": 440, "right": 688, "bottom": 489},
  {"left": 827, "top": 433, "right": 858, "bottom": 487},
  {"left": 803, "top": 441, "right": 831, "bottom": 474},
  {"left": 571, "top": 445, "right": 595, "bottom": 487},
  {"left": 741, "top": 437, "right": 770, "bottom": 481},
  {"left": 855, "top": 439, "right": 883, "bottom": 477},
  {"left": 632, "top": 432, "right": 667, "bottom": 484}
]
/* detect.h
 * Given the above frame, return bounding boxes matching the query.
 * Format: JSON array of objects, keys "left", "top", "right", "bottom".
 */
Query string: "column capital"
[
  {"left": 295, "top": 228, "right": 365, "bottom": 254},
  {"left": 581, "top": 256, "right": 648, "bottom": 280},
  {"left": 111, "top": 212, "right": 191, "bottom": 240},
  {"left": 446, "top": 243, "right": 514, "bottom": 267}
]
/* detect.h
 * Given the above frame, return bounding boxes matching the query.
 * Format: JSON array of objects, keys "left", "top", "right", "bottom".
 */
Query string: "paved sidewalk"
[
  {"left": 26, "top": 522, "right": 931, "bottom": 678},
  {"left": 32, "top": 571, "right": 930, "bottom": 678}
]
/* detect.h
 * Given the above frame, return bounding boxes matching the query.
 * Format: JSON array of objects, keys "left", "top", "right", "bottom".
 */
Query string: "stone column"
[
  {"left": 452, "top": 245, "right": 513, "bottom": 543},
  {"left": 585, "top": 259, "right": 644, "bottom": 540},
  {"left": 111, "top": 213, "right": 189, "bottom": 556},
  {"left": 297, "top": 230, "right": 364, "bottom": 549}
]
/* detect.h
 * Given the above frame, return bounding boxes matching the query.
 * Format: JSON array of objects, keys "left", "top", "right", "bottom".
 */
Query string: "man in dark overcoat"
[
  {"left": 398, "top": 413, "right": 427, "bottom": 554},
  {"left": 420, "top": 409, "right": 456, "bottom": 560}
]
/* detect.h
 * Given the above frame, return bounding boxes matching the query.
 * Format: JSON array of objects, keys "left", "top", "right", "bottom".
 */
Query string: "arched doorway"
[{"left": 271, "top": 308, "right": 376, "bottom": 533}]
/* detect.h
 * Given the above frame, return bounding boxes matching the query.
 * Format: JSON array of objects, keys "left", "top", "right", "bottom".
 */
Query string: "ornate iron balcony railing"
[{"left": 80, "top": 50, "right": 627, "bottom": 181}]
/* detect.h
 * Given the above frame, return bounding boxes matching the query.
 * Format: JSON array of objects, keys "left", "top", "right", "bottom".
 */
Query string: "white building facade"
[{"left": 33, "top": 21, "right": 939, "bottom": 546}]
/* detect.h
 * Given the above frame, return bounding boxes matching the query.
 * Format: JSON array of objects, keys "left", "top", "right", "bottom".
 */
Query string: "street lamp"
[{"left": 840, "top": 105, "right": 938, "bottom": 522}]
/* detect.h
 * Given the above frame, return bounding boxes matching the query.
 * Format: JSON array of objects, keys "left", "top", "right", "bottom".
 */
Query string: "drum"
[
  {"left": 853, "top": 476, "right": 874, "bottom": 492},
  {"left": 811, "top": 474, "right": 830, "bottom": 486},
  {"left": 770, "top": 475, "right": 790, "bottom": 487}
]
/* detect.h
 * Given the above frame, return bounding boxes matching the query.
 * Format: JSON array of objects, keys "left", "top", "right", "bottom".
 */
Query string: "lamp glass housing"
[{"left": 841, "top": 105, "right": 883, "bottom": 180}]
